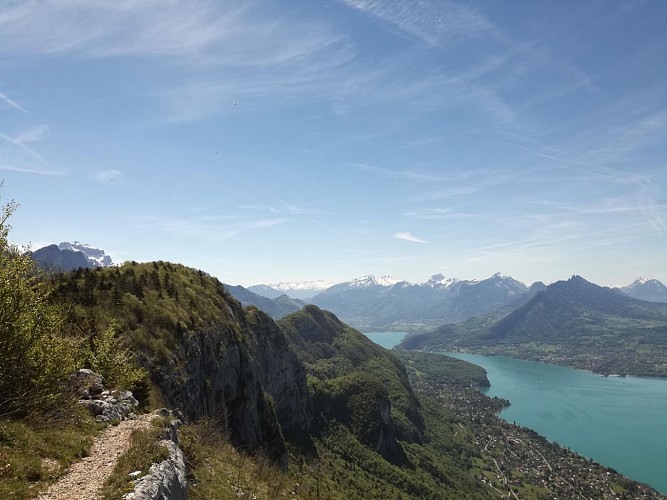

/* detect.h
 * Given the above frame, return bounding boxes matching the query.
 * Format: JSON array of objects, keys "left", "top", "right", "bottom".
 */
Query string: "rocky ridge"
[
  {"left": 39, "top": 371, "right": 185, "bottom": 500},
  {"left": 123, "top": 409, "right": 187, "bottom": 500}
]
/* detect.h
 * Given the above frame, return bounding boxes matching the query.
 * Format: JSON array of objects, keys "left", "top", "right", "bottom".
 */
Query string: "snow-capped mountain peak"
[
  {"left": 619, "top": 277, "right": 667, "bottom": 303},
  {"left": 58, "top": 241, "right": 112, "bottom": 267},
  {"left": 262, "top": 279, "right": 335, "bottom": 292},
  {"left": 423, "top": 274, "right": 459, "bottom": 288},
  {"left": 348, "top": 275, "right": 400, "bottom": 287},
  {"left": 491, "top": 272, "right": 509, "bottom": 280},
  {"left": 248, "top": 280, "right": 335, "bottom": 300}
]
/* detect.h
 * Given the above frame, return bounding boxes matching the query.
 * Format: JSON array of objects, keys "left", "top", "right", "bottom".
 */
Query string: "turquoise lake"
[
  {"left": 362, "top": 333, "right": 667, "bottom": 494},
  {"left": 363, "top": 331, "right": 408, "bottom": 349},
  {"left": 444, "top": 352, "right": 667, "bottom": 495}
]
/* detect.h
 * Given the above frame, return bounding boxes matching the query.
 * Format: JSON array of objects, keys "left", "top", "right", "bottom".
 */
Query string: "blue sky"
[{"left": 1, "top": 0, "right": 666, "bottom": 287}]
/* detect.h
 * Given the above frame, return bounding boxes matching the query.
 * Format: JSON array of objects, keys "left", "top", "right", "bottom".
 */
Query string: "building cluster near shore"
[{"left": 412, "top": 373, "right": 664, "bottom": 499}]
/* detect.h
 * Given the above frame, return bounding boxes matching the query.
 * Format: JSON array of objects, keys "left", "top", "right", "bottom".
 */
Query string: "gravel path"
[{"left": 37, "top": 413, "right": 155, "bottom": 500}]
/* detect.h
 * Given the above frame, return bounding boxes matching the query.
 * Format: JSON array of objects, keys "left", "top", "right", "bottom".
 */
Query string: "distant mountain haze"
[
  {"left": 307, "top": 273, "right": 531, "bottom": 330},
  {"left": 224, "top": 284, "right": 306, "bottom": 320},
  {"left": 225, "top": 274, "right": 667, "bottom": 332},
  {"left": 248, "top": 280, "right": 335, "bottom": 300}
]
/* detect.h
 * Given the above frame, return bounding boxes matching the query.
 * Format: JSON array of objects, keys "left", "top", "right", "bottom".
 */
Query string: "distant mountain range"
[
  {"left": 400, "top": 275, "right": 667, "bottom": 376},
  {"left": 617, "top": 277, "right": 667, "bottom": 303},
  {"left": 32, "top": 241, "right": 113, "bottom": 271},
  {"left": 247, "top": 280, "right": 334, "bottom": 300},
  {"left": 244, "top": 274, "right": 667, "bottom": 331},
  {"left": 234, "top": 273, "right": 529, "bottom": 327},
  {"left": 308, "top": 273, "right": 532, "bottom": 330},
  {"left": 223, "top": 284, "right": 306, "bottom": 320}
]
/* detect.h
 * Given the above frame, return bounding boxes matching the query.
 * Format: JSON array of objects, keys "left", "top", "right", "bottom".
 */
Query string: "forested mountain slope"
[{"left": 48, "top": 262, "right": 491, "bottom": 498}]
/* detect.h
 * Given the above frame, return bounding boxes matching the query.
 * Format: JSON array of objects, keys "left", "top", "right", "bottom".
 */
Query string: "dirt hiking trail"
[{"left": 37, "top": 413, "right": 154, "bottom": 500}]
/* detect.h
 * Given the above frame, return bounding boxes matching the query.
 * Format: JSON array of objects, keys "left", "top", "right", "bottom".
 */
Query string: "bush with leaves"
[
  {"left": 87, "top": 322, "right": 146, "bottom": 391},
  {"left": 0, "top": 197, "right": 79, "bottom": 418}
]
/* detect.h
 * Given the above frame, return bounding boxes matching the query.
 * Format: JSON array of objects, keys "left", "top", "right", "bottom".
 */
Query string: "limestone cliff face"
[
  {"left": 374, "top": 396, "right": 407, "bottom": 463},
  {"left": 246, "top": 308, "right": 311, "bottom": 440},
  {"left": 147, "top": 300, "right": 310, "bottom": 468}
]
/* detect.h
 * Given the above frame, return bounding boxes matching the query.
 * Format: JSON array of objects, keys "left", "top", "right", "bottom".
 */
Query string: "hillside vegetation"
[
  {"left": 47, "top": 261, "right": 492, "bottom": 498},
  {"left": 279, "top": 306, "right": 495, "bottom": 498}
]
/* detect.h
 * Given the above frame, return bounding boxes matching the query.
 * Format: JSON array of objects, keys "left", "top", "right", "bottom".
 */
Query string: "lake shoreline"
[
  {"left": 365, "top": 331, "right": 667, "bottom": 495},
  {"left": 441, "top": 351, "right": 667, "bottom": 494},
  {"left": 429, "top": 345, "right": 667, "bottom": 379}
]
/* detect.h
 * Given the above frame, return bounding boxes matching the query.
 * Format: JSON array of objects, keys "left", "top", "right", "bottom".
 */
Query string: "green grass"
[
  {"left": 180, "top": 420, "right": 298, "bottom": 500},
  {"left": 0, "top": 412, "right": 97, "bottom": 499}
]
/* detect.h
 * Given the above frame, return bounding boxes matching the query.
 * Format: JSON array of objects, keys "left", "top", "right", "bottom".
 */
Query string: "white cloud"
[
  {"left": 356, "top": 163, "right": 446, "bottom": 182},
  {"left": 0, "top": 129, "right": 48, "bottom": 164},
  {"left": 0, "top": 0, "right": 244, "bottom": 58},
  {"left": 394, "top": 231, "right": 427, "bottom": 243},
  {"left": 12, "top": 125, "right": 48, "bottom": 144},
  {"left": 96, "top": 170, "right": 122, "bottom": 183}
]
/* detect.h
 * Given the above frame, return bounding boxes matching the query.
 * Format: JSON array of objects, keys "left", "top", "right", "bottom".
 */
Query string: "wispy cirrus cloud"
[
  {"left": 356, "top": 163, "right": 447, "bottom": 182},
  {"left": 0, "top": 126, "right": 56, "bottom": 175},
  {"left": 339, "top": 0, "right": 504, "bottom": 47},
  {"left": 581, "top": 110, "right": 667, "bottom": 165},
  {"left": 0, "top": 125, "right": 48, "bottom": 171},
  {"left": 0, "top": 0, "right": 250, "bottom": 58},
  {"left": 395, "top": 231, "right": 427, "bottom": 243},
  {"left": 0, "top": 91, "right": 27, "bottom": 113},
  {"left": 403, "top": 208, "right": 475, "bottom": 221},
  {"left": 12, "top": 125, "right": 48, "bottom": 144},
  {"left": 0, "top": 128, "right": 48, "bottom": 164},
  {"left": 0, "top": 164, "right": 64, "bottom": 176},
  {"left": 134, "top": 214, "right": 290, "bottom": 240},
  {"left": 0, "top": 0, "right": 355, "bottom": 122}
]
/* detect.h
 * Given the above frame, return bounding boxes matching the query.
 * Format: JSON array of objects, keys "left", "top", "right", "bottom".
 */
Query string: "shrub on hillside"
[{"left": 0, "top": 197, "right": 79, "bottom": 419}]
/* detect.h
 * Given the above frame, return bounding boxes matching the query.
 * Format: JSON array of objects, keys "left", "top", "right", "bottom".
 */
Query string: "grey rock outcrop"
[
  {"left": 79, "top": 390, "right": 138, "bottom": 422},
  {"left": 73, "top": 369, "right": 138, "bottom": 422},
  {"left": 374, "top": 396, "right": 406, "bottom": 463},
  {"left": 124, "top": 410, "right": 187, "bottom": 500}
]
